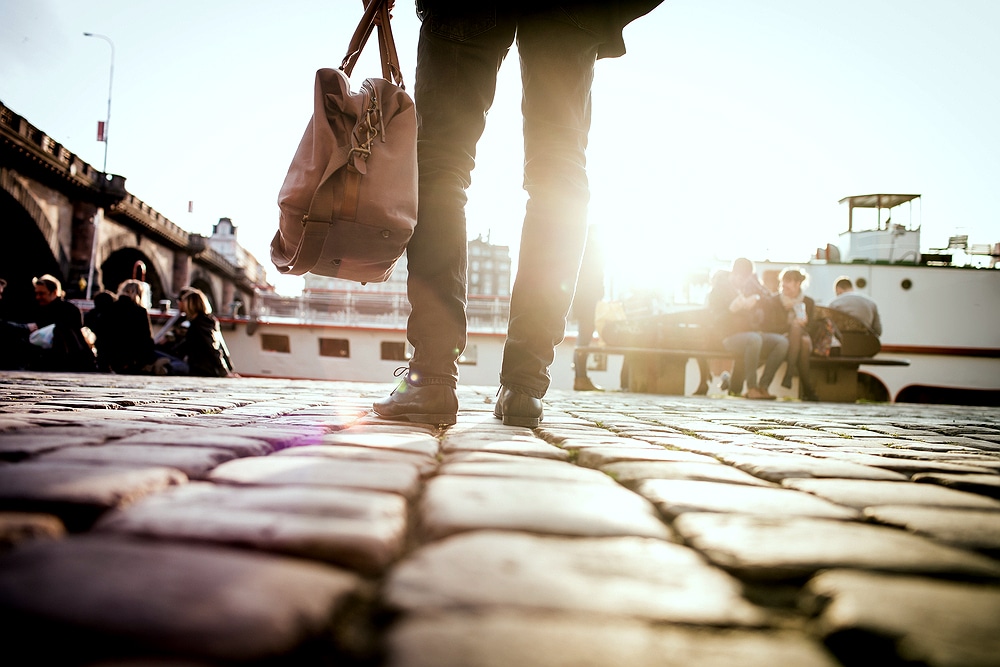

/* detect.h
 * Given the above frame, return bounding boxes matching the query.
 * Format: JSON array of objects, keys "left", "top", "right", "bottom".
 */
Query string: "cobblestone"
[{"left": 0, "top": 371, "right": 998, "bottom": 666}]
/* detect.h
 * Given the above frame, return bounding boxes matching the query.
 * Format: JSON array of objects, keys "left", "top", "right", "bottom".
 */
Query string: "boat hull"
[{"left": 212, "top": 259, "right": 998, "bottom": 405}]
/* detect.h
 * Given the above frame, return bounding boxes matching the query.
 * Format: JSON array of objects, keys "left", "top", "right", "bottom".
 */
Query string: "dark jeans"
[
  {"left": 723, "top": 331, "right": 789, "bottom": 392},
  {"left": 405, "top": 6, "right": 600, "bottom": 396}
]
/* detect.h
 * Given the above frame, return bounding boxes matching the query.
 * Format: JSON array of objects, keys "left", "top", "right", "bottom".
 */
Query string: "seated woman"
[
  {"left": 764, "top": 268, "right": 819, "bottom": 401},
  {"left": 176, "top": 288, "right": 235, "bottom": 378},
  {"left": 103, "top": 280, "right": 157, "bottom": 374},
  {"left": 708, "top": 258, "right": 788, "bottom": 399}
]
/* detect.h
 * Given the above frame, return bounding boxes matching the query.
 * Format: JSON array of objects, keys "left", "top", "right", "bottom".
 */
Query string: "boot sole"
[
  {"left": 497, "top": 413, "right": 541, "bottom": 428},
  {"left": 374, "top": 410, "right": 457, "bottom": 426}
]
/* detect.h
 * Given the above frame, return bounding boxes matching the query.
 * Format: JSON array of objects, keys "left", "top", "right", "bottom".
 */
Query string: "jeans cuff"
[
  {"left": 407, "top": 372, "right": 457, "bottom": 389},
  {"left": 500, "top": 382, "right": 545, "bottom": 399}
]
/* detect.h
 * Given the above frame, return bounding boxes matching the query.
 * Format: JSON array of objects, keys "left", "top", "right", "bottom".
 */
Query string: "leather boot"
[
  {"left": 373, "top": 371, "right": 457, "bottom": 425},
  {"left": 800, "top": 373, "right": 820, "bottom": 402},
  {"left": 493, "top": 386, "right": 543, "bottom": 427},
  {"left": 573, "top": 376, "right": 603, "bottom": 391},
  {"left": 781, "top": 361, "right": 796, "bottom": 389}
]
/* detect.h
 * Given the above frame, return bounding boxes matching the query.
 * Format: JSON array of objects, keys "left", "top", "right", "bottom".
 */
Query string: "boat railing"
[{"left": 252, "top": 290, "right": 510, "bottom": 332}]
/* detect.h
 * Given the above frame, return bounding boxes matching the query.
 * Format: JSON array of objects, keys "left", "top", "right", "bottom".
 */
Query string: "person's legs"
[
  {"left": 406, "top": 7, "right": 517, "bottom": 386},
  {"left": 782, "top": 322, "right": 803, "bottom": 387},
  {"left": 498, "top": 10, "right": 599, "bottom": 402},
  {"left": 694, "top": 357, "right": 710, "bottom": 395},
  {"left": 574, "top": 298, "right": 596, "bottom": 378},
  {"left": 797, "top": 333, "right": 819, "bottom": 400},
  {"left": 758, "top": 333, "right": 790, "bottom": 392},
  {"left": 723, "top": 332, "right": 761, "bottom": 391},
  {"left": 376, "top": 7, "right": 516, "bottom": 424}
]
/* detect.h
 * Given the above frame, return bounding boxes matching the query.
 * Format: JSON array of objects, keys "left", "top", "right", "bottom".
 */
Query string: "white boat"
[{"left": 208, "top": 194, "right": 998, "bottom": 405}]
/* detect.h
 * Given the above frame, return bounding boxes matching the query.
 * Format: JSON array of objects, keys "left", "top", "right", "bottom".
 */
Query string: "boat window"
[
  {"left": 458, "top": 345, "right": 477, "bottom": 366},
  {"left": 381, "top": 341, "right": 408, "bottom": 361},
  {"left": 261, "top": 334, "right": 291, "bottom": 354},
  {"left": 319, "top": 338, "right": 350, "bottom": 358}
]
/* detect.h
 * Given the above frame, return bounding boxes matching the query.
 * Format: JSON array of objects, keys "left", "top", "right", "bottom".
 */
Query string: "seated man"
[
  {"left": 28, "top": 274, "right": 96, "bottom": 372},
  {"left": 828, "top": 277, "right": 882, "bottom": 336},
  {"left": 707, "top": 259, "right": 788, "bottom": 399}
]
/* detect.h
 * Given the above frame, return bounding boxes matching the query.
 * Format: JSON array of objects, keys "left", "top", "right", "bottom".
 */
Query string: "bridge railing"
[{"left": 1, "top": 102, "right": 105, "bottom": 188}]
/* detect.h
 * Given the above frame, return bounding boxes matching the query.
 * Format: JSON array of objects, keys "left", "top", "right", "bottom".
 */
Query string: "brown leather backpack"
[{"left": 271, "top": 0, "right": 416, "bottom": 283}]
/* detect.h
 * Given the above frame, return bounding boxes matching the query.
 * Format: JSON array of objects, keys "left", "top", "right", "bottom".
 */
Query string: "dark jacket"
[
  {"left": 103, "top": 298, "right": 156, "bottom": 374},
  {"left": 179, "top": 314, "right": 233, "bottom": 378},
  {"left": 33, "top": 298, "right": 96, "bottom": 372},
  {"left": 762, "top": 294, "right": 816, "bottom": 336},
  {"left": 708, "top": 277, "right": 768, "bottom": 339},
  {"left": 416, "top": 1, "right": 664, "bottom": 59}
]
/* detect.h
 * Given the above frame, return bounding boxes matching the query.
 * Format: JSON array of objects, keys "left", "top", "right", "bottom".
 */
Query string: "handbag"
[{"left": 271, "top": 0, "right": 416, "bottom": 283}]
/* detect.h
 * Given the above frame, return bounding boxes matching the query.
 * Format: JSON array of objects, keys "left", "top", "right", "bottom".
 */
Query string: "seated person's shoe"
[
  {"left": 573, "top": 376, "right": 603, "bottom": 391},
  {"left": 746, "top": 387, "right": 776, "bottom": 400},
  {"left": 373, "top": 371, "right": 457, "bottom": 425},
  {"left": 493, "top": 387, "right": 543, "bottom": 428}
]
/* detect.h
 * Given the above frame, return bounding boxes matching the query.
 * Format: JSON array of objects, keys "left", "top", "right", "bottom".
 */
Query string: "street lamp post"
[
  {"left": 83, "top": 32, "right": 114, "bottom": 299},
  {"left": 83, "top": 32, "right": 114, "bottom": 179}
]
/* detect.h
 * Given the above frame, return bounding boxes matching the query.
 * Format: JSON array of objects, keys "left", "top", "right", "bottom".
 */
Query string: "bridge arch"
[
  {"left": 0, "top": 175, "right": 65, "bottom": 318},
  {"left": 99, "top": 246, "right": 169, "bottom": 306},
  {"left": 0, "top": 170, "right": 60, "bottom": 259}
]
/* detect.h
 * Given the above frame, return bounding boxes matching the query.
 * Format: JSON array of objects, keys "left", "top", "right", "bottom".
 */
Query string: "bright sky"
[{"left": 3, "top": 1, "right": 998, "bottom": 296}]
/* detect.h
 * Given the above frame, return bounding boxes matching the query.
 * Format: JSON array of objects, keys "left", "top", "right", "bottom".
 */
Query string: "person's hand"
[
  {"left": 27, "top": 322, "right": 38, "bottom": 333},
  {"left": 729, "top": 293, "right": 758, "bottom": 312}
]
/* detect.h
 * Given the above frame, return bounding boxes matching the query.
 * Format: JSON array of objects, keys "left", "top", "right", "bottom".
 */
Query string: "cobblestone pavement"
[{"left": 1, "top": 371, "right": 999, "bottom": 666}]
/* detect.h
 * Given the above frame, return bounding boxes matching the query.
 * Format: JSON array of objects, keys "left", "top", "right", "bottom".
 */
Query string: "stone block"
[
  {"left": 96, "top": 482, "right": 407, "bottom": 573},
  {"left": 208, "top": 456, "right": 421, "bottom": 499},
  {"left": 864, "top": 505, "right": 1000, "bottom": 554},
  {"left": 386, "top": 612, "right": 839, "bottom": 667},
  {"left": 385, "top": 531, "right": 764, "bottom": 626},
  {"left": 0, "top": 535, "right": 360, "bottom": 663},
  {"left": 673, "top": 513, "right": 1000, "bottom": 581},
  {"left": 0, "top": 461, "right": 187, "bottom": 531},
  {"left": 637, "top": 479, "right": 857, "bottom": 519},
  {"left": 420, "top": 475, "right": 670, "bottom": 540},
  {"left": 783, "top": 478, "right": 1000, "bottom": 511},
  {"left": 804, "top": 569, "right": 1000, "bottom": 667},
  {"left": 605, "top": 461, "right": 775, "bottom": 488},
  {"left": 37, "top": 444, "right": 239, "bottom": 480}
]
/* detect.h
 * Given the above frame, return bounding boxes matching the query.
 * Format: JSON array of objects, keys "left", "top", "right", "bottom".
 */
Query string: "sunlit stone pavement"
[{"left": 1, "top": 371, "right": 999, "bottom": 666}]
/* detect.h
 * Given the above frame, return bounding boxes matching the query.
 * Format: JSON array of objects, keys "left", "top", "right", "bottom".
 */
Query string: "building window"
[
  {"left": 319, "top": 338, "right": 350, "bottom": 357},
  {"left": 458, "top": 345, "right": 477, "bottom": 365},
  {"left": 261, "top": 334, "right": 291, "bottom": 353},
  {"left": 381, "top": 341, "right": 408, "bottom": 361}
]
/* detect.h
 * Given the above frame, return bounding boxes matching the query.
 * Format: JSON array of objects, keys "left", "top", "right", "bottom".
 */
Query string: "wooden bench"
[
  {"left": 577, "top": 345, "right": 908, "bottom": 401},
  {"left": 585, "top": 306, "right": 908, "bottom": 402}
]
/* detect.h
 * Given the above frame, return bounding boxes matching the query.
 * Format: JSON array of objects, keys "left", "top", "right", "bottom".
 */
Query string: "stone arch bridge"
[{"left": 0, "top": 100, "right": 268, "bottom": 320}]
